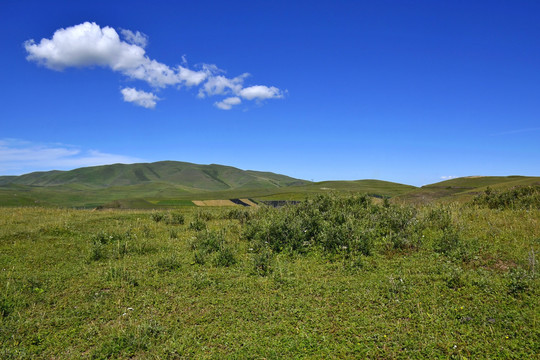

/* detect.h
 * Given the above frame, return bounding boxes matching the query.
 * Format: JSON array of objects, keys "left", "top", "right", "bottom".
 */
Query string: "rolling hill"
[
  {"left": 1, "top": 162, "right": 537, "bottom": 208},
  {"left": 394, "top": 175, "right": 540, "bottom": 204},
  {"left": 0, "top": 161, "right": 308, "bottom": 190},
  {"left": 0, "top": 161, "right": 419, "bottom": 208}
]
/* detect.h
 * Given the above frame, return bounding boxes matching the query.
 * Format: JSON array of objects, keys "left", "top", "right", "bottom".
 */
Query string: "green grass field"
[{"left": 1, "top": 192, "right": 538, "bottom": 358}]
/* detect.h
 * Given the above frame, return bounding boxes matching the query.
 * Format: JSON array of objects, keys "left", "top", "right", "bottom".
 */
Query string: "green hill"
[
  {"left": 0, "top": 162, "right": 419, "bottom": 208},
  {"left": 1, "top": 162, "right": 536, "bottom": 208},
  {"left": 0, "top": 161, "right": 308, "bottom": 190},
  {"left": 395, "top": 176, "right": 540, "bottom": 204}
]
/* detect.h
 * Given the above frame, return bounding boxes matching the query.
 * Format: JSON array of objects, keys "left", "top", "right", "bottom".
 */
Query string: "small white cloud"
[
  {"left": 440, "top": 175, "right": 457, "bottom": 180},
  {"left": 177, "top": 65, "right": 208, "bottom": 86},
  {"left": 214, "top": 96, "right": 241, "bottom": 110},
  {"left": 239, "top": 85, "right": 283, "bottom": 100},
  {"left": 121, "top": 87, "right": 160, "bottom": 109},
  {"left": 0, "top": 139, "right": 142, "bottom": 175},
  {"left": 120, "top": 28, "right": 148, "bottom": 48},
  {"left": 199, "top": 73, "right": 249, "bottom": 98}
]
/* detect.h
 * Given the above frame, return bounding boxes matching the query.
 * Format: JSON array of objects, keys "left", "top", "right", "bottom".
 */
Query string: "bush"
[
  {"left": 0, "top": 295, "right": 15, "bottom": 318},
  {"left": 472, "top": 185, "right": 540, "bottom": 210},
  {"left": 165, "top": 212, "right": 185, "bottom": 225},
  {"left": 89, "top": 242, "right": 107, "bottom": 261},
  {"left": 243, "top": 193, "right": 412, "bottom": 258},
  {"left": 152, "top": 212, "right": 185, "bottom": 225},
  {"left": 424, "top": 207, "right": 453, "bottom": 231},
  {"left": 433, "top": 228, "right": 461, "bottom": 255},
  {"left": 507, "top": 268, "right": 533, "bottom": 297},
  {"left": 151, "top": 212, "right": 165, "bottom": 222},
  {"left": 190, "top": 230, "right": 236, "bottom": 267},
  {"left": 213, "top": 247, "right": 237, "bottom": 267},
  {"left": 224, "top": 208, "right": 252, "bottom": 223},
  {"left": 252, "top": 247, "right": 274, "bottom": 276},
  {"left": 189, "top": 218, "right": 207, "bottom": 231},
  {"left": 196, "top": 210, "right": 215, "bottom": 221},
  {"left": 156, "top": 255, "right": 182, "bottom": 272}
]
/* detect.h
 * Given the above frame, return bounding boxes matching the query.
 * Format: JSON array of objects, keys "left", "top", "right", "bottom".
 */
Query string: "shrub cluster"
[
  {"left": 88, "top": 229, "right": 155, "bottom": 261},
  {"left": 244, "top": 194, "right": 424, "bottom": 257},
  {"left": 472, "top": 185, "right": 540, "bottom": 210},
  {"left": 190, "top": 230, "right": 236, "bottom": 267},
  {"left": 243, "top": 194, "right": 473, "bottom": 270},
  {"left": 151, "top": 212, "right": 185, "bottom": 225},
  {"left": 222, "top": 208, "right": 253, "bottom": 224}
]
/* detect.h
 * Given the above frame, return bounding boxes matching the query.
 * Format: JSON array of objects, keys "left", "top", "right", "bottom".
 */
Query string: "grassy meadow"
[{"left": 1, "top": 192, "right": 538, "bottom": 359}]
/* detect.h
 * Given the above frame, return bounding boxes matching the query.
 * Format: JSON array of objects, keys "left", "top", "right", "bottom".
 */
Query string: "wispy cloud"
[
  {"left": 440, "top": 175, "right": 457, "bottom": 180},
  {"left": 121, "top": 87, "right": 160, "bottom": 109},
  {"left": 24, "top": 22, "right": 285, "bottom": 109},
  {"left": 214, "top": 97, "right": 242, "bottom": 110},
  {"left": 0, "top": 139, "right": 142, "bottom": 175},
  {"left": 119, "top": 28, "right": 148, "bottom": 48}
]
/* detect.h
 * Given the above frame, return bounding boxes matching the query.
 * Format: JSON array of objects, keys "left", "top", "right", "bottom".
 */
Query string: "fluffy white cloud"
[
  {"left": 239, "top": 85, "right": 283, "bottom": 100},
  {"left": 24, "top": 22, "right": 199, "bottom": 88},
  {"left": 199, "top": 73, "right": 249, "bottom": 98},
  {"left": 25, "top": 22, "right": 284, "bottom": 109},
  {"left": 121, "top": 87, "right": 160, "bottom": 109},
  {"left": 0, "top": 139, "right": 142, "bottom": 175},
  {"left": 177, "top": 65, "right": 208, "bottom": 86},
  {"left": 120, "top": 28, "right": 148, "bottom": 48},
  {"left": 440, "top": 175, "right": 457, "bottom": 180},
  {"left": 214, "top": 96, "right": 241, "bottom": 110},
  {"left": 25, "top": 22, "right": 144, "bottom": 71}
]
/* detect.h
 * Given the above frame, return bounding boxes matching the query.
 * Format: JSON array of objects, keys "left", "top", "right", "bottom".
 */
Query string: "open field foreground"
[{"left": 1, "top": 195, "right": 538, "bottom": 359}]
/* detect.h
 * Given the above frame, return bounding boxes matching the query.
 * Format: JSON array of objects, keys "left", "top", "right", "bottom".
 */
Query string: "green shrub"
[
  {"left": 89, "top": 242, "right": 107, "bottom": 261},
  {"left": 507, "top": 268, "right": 533, "bottom": 297},
  {"left": 164, "top": 212, "right": 185, "bottom": 225},
  {"left": 0, "top": 295, "right": 15, "bottom": 318},
  {"left": 244, "top": 193, "right": 420, "bottom": 257},
  {"left": 196, "top": 210, "right": 215, "bottom": 221},
  {"left": 472, "top": 185, "right": 540, "bottom": 210},
  {"left": 151, "top": 212, "right": 165, "bottom": 222},
  {"left": 190, "top": 229, "right": 235, "bottom": 267},
  {"left": 433, "top": 228, "right": 461, "bottom": 255},
  {"left": 225, "top": 208, "right": 252, "bottom": 223},
  {"left": 189, "top": 218, "right": 207, "bottom": 231},
  {"left": 213, "top": 247, "right": 237, "bottom": 267},
  {"left": 156, "top": 255, "right": 182, "bottom": 272},
  {"left": 424, "top": 207, "right": 453, "bottom": 231},
  {"left": 191, "top": 229, "right": 223, "bottom": 254},
  {"left": 169, "top": 228, "right": 179, "bottom": 239},
  {"left": 252, "top": 247, "right": 273, "bottom": 276}
]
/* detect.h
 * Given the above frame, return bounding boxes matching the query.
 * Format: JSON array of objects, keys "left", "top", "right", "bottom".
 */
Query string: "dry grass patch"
[
  {"left": 239, "top": 199, "right": 258, "bottom": 207},
  {"left": 193, "top": 200, "right": 237, "bottom": 207}
]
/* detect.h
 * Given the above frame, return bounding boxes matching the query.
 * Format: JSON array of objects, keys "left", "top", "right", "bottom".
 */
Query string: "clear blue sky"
[{"left": 1, "top": 0, "right": 539, "bottom": 186}]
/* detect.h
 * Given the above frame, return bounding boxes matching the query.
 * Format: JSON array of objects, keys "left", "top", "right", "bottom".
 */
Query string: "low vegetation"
[
  {"left": 472, "top": 185, "right": 540, "bottom": 210},
  {"left": 0, "top": 194, "right": 538, "bottom": 358}
]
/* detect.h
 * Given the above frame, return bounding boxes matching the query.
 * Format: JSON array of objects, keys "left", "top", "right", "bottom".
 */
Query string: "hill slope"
[
  {"left": 395, "top": 176, "right": 540, "bottom": 204},
  {"left": 0, "top": 161, "right": 308, "bottom": 190}
]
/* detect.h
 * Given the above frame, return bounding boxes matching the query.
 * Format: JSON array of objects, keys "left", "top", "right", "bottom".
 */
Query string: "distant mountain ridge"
[
  {"left": 0, "top": 161, "right": 310, "bottom": 191},
  {"left": 0, "top": 162, "right": 538, "bottom": 208}
]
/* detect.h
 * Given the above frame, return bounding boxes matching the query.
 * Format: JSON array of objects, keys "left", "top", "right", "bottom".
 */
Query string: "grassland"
[
  {"left": 395, "top": 176, "right": 540, "bottom": 204},
  {"left": 1, "top": 192, "right": 538, "bottom": 359},
  {"left": 0, "top": 178, "right": 417, "bottom": 208},
  {"left": 1, "top": 162, "right": 538, "bottom": 209}
]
